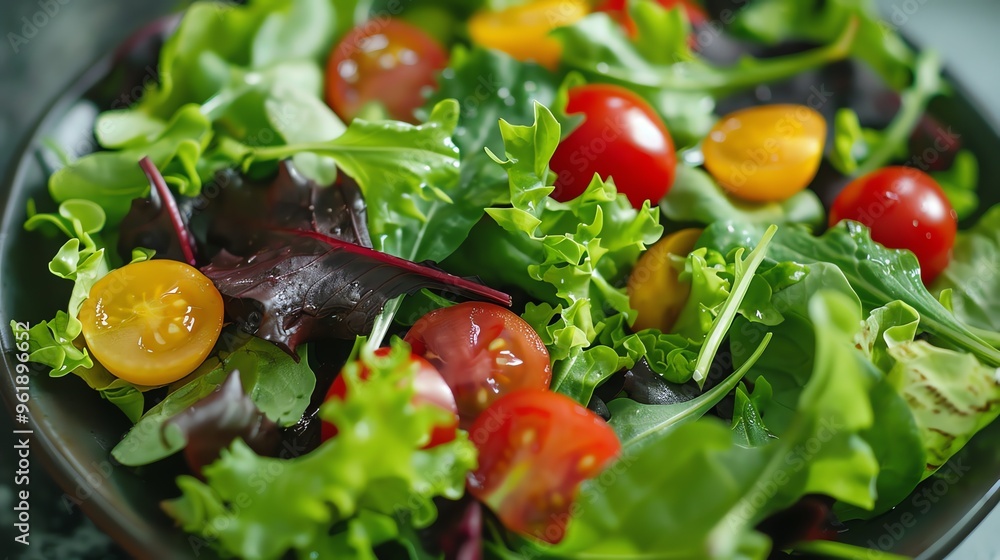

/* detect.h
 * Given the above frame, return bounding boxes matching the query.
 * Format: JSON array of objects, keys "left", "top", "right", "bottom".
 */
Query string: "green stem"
[
  {"left": 855, "top": 51, "right": 943, "bottom": 176},
  {"left": 692, "top": 225, "right": 777, "bottom": 388}
]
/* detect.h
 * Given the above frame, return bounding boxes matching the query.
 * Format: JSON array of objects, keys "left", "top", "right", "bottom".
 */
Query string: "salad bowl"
[{"left": 3, "top": 1, "right": 1000, "bottom": 559}]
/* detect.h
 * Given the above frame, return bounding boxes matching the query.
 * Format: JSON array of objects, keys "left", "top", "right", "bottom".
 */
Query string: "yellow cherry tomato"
[
  {"left": 702, "top": 104, "right": 827, "bottom": 203},
  {"left": 79, "top": 260, "right": 224, "bottom": 386},
  {"left": 627, "top": 228, "right": 703, "bottom": 333},
  {"left": 468, "top": 0, "right": 590, "bottom": 69}
]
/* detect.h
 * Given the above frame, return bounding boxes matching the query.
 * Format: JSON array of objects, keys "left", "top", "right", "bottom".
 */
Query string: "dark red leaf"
[
  {"left": 118, "top": 156, "right": 199, "bottom": 265},
  {"left": 201, "top": 233, "right": 511, "bottom": 356},
  {"left": 166, "top": 370, "right": 281, "bottom": 477}
]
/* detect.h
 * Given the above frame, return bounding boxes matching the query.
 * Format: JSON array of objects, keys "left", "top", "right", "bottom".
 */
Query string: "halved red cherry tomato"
[
  {"left": 322, "top": 347, "right": 459, "bottom": 448},
  {"left": 79, "top": 259, "right": 224, "bottom": 386},
  {"left": 404, "top": 302, "right": 551, "bottom": 428},
  {"left": 325, "top": 18, "right": 448, "bottom": 123},
  {"left": 467, "top": 389, "right": 621, "bottom": 544},
  {"left": 830, "top": 166, "right": 957, "bottom": 284},
  {"left": 468, "top": 0, "right": 590, "bottom": 69},
  {"left": 702, "top": 104, "right": 827, "bottom": 202},
  {"left": 550, "top": 84, "right": 677, "bottom": 209},
  {"left": 597, "top": 0, "right": 708, "bottom": 38}
]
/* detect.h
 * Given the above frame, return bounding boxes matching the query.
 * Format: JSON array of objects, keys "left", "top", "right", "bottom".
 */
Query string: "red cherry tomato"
[
  {"left": 325, "top": 19, "right": 448, "bottom": 123},
  {"left": 321, "top": 348, "right": 458, "bottom": 448},
  {"left": 549, "top": 84, "right": 677, "bottom": 209},
  {"left": 467, "top": 389, "right": 621, "bottom": 544},
  {"left": 597, "top": 0, "right": 708, "bottom": 38},
  {"left": 404, "top": 302, "right": 552, "bottom": 428},
  {"left": 829, "top": 166, "right": 957, "bottom": 284}
]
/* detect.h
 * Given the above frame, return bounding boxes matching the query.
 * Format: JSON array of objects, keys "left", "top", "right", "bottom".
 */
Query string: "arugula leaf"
[
  {"left": 731, "top": 383, "right": 776, "bottom": 448},
  {"left": 829, "top": 52, "right": 944, "bottom": 177},
  {"left": 163, "top": 341, "right": 477, "bottom": 560},
  {"left": 661, "top": 164, "right": 825, "bottom": 228},
  {"left": 699, "top": 220, "right": 1000, "bottom": 366},
  {"left": 552, "top": 3, "right": 857, "bottom": 145},
  {"left": 932, "top": 204, "right": 1000, "bottom": 333},
  {"left": 547, "top": 292, "right": 879, "bottom": 559},
  {"left": 112, "top": 337, "right": 314, "bottom": 467},
  {"left": 726, "top": 0, "right": 916, "bottom": 90}
]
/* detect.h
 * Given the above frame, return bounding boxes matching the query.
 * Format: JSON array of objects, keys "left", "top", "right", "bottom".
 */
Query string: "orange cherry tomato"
[
  {"left": 468, "top": 0, "right": 590, "bottom": 69},
  {"left": 702, "top": 104, "right": 827, "bottom": 202},
  {"left": 326, "top": 18, "right": 448, "bottom": 123},
  {"left": 627, "top": 228, "right": 703, "bottom": 332},
  {"left": 79, "top": 260, "right": 224, "bottom": 386}
]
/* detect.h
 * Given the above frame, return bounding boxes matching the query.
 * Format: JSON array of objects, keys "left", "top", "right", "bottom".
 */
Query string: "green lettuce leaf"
[
  {"left": 163, "top": 341, "right": 477, "bottom": 560},
  {"left": 931, "top": 203, "right": 1000, "bottom": 334},
  {"left": 661, "top": 164, "right": 825, "bottom": 228},
  {"left": 699, "top": 220, "right": 1000, "bottom": 366},
  {"left": 112, "top": 337, "right": 315, "bottom": 467},
  {"left": 546, "top": 291, "right": 880, "bottom": 559}
]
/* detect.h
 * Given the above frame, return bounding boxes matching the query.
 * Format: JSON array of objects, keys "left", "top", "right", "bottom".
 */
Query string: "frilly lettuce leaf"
[{"left": 163, "top": 341, "right": 477, "bottom": 560}]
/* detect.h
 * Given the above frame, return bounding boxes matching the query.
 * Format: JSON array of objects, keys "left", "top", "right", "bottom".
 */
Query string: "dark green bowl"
[{"left": 3, "top": 10, "right": 1000, "bottom": 560}]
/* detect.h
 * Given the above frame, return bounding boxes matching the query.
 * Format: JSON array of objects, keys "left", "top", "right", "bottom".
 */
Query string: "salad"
[{"left": 12, "top": 0, "right": 1000, "bottom": 558}]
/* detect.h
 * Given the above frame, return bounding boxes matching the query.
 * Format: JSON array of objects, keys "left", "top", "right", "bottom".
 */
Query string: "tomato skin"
[
  {"left": 79, "top": 260, "right": 224, "bottom": 386},
  {"left": 702, "top": 104, "right": 827, "bottom": 202},
  {"left": 468, "top": 0, "right": 590, "bottom": 69},
  {"left": 322, "top": 348, "right": 458, "bottom": 448},
  {"left": 467, "top": 389, "right": 621, "bottom": 544},
  {"left": 404, "top": 302, "right": 552, "bottom": 428},
  {"left": 550, "top": 84, "right": 677, "bottom": 209},
  {"left": 829, "top": 166, "right": 957, "bottom": 284},
  {"left": 628, "top": 228, "right": 702, "bottom": 332},
  {"left": 597, "top": 0, "right": 708, "bottom": 37},
  {"left": 325, "top": 19, "right": 448, "bottom": 123}
]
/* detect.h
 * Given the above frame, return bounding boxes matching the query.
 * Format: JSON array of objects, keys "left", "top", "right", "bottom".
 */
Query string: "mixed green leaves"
[
  {"left": 699, "top": 219, "right": 1000, "bottom": 366},
  {"left": 546, "top": 292, "right": 881, "bottom": 559},
  {"left": 163, "top": 342, "right": 477, "bottom": 560},
  {"left": 552, "top": 1, "right": 857, "bottom": 146},
  {"left": 112, "top": 337, "right": 315, "bottom": 467},
  {"left": 932, "top": 204, "right": 1000, "bottom": 334}
]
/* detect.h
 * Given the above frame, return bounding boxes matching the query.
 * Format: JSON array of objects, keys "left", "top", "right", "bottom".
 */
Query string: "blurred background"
[{"left": 0, "top": 0, "right": 998, "bottom": 558}]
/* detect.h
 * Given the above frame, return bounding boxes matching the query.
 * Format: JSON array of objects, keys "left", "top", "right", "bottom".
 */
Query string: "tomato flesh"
[
  {"left": 468, "top": 0, "right": 590, "bottom": 69},
  {"left": 467, "top": 389, "right": 621, "bottom": 544},
  {"left": 325, "top": 18, "right": 448, "bottom": 123},
  {"left": 79, "top": 260, "right": 224, "bottom": 386},
  {"left": 550, "top": 84, "right": 677, "bottom": 209},
  {"left": 322, "top": 348, "right": 458, "bottom": 448},
  {"left": 702, "top": 104, "right": 827, "bottom": 202},
  {"left": 404, "top": 302, "right": 552, "bottom": 428},
  {"left": 830, "top": 166, "right": 957, "bottom": 284}
]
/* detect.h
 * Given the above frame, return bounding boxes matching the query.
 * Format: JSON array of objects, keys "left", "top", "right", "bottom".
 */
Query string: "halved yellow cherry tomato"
[
  {"left": 468, "top": 0, "right": 590, "bottom": 69},
  {"left": 627, "top": 228, "right": 702, "bottom": 333},
  {"left": 79, "top": 260, "right": 224, "bottom": 386},
  {"left": 702, "top": 104, "right": 827, "bottom": 203}
]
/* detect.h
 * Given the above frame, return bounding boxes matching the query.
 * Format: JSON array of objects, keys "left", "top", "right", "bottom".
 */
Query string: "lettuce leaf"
[
  {"left": 699, "top": 220, "right": 1000, "bottom": 366},
  {"left": 932, "top": 204, "right": 1000, "bottom": 334},
  {"left": 545, "top": 291, "right": 880, "bottom": 559},
  {"left": 163, "top": 341, "right": 477, "bottom": 560}
]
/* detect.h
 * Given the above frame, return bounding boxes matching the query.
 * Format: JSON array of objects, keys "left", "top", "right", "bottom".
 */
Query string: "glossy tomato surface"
[
  {"left": 321, "top": 347, "right": 458, "bottom": 448},
  {"left": 550, "top": 84, "right": 677, "bottom": 208},
  {"left": 325, "top": 18, "right": 448, "bottom": 122},
  {"left": 702, "top": 104, "right": 827, "bottom": 202},
  {"left": 404, "top": 302, "right": 551, "bottom": 428},
  {"left": 79, "top": 259, "right": 224, "bottom": 386},
  {"left": 830, "top": 166, "right": 958, "bottom": 284},
  {"left": 467, "top": 389, "right": 621, "bottom": 544}
]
